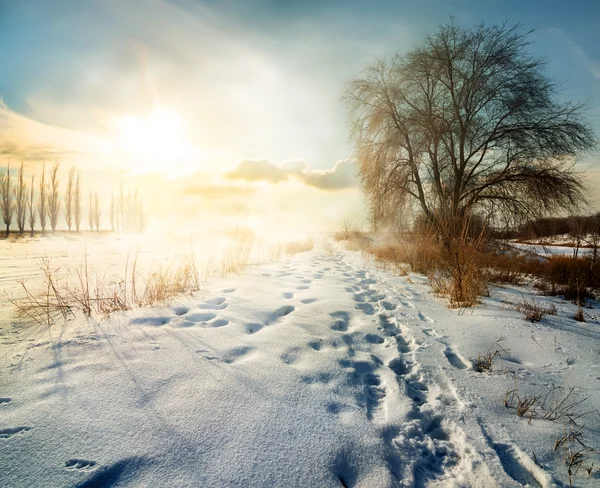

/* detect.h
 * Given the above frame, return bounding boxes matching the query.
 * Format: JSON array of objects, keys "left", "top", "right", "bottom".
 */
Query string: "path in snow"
[{"left": 0, "top": 238, "right": 571, "bottom": 487}]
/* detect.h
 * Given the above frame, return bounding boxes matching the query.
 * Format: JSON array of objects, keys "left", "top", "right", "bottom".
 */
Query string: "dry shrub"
[
  {"left": 430, "top": 218, "right": 488, "bottom": 308},
  {"left": 9, "top": 258, "right": 74, "bottom": 326},
  {"left": 333, "top": 218, "right": 365, "bottom": 242},
  {"left": 472, "top": 350, "right": 500, "bottom": 373},
  {"left": 141, "top": 253, "right": 201, "bottom": 307},
  {"left": 481, "top": 251, "right": 527, "bottom": 284},
  {"left": 515, "top": 296, "right": 557, "bottom": 322},
  {"left": 367, "top": 234, "right": 439, "bottom": 276},
  {"left": 368, "top": 245, "right": 410, "bottom": 275},
  {"left": 284, "top": 239, "right": 314, "bottom": 255},
  {"left": 366, "top": 217, "right": 488, "bottom": 307},
  {"left": 220, "top": 245, "right": 252, "bottom": 277}
]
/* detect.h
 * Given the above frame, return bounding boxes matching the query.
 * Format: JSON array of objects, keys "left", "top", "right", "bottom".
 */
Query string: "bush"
[{"left": 515, "top": 296, "right": 557, "bottom": 322}]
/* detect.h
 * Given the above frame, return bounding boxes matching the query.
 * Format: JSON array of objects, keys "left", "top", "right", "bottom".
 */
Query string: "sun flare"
[{"left": 114, "top": 107, "right": 197, "bottom": 176}]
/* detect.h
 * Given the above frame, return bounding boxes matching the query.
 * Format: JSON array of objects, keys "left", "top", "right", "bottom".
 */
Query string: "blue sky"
[
  {"left": 0, "top": 0, "right": 598, "bottom": 164},
  {"left": 0, "top": 0, "right": 598, "bottom": 228}
]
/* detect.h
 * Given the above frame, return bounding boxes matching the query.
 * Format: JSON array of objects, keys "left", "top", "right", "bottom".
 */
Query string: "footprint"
[
  {"left": 131, "top": 317, "right": 171, "bottom": 327},
  {"left": 283, "top": 292, "right": 294, "bottom": 299},
  {"left": 395, "top": 336, "right": 411, "bottom": 354},
  {"left": 0, "top": 398, "right": 11, "bottom": 406},
  {"left": 172, "top": 307, "right": 189, "bottom": 316},
  {"left": 301, "top": 298, "right": 318, "bottom": 304},
  {"left": 444, "top": 347, "right": 468, "bottom": 369},
  {"left": 65, "top": 459, "right": 97, "bottom": 470},
  {"left": 281, "top": 347, "right": 302, "bottom": 365},
  {"left": 245, "top": 323, "right": 264, "bottom": 334},
  {"left": 381, "top": 301, "right": 397, "bottom": 311},
  {"left": 210, "top": 318, "right": 229, "bottom": 327},
  {"left": 186, "top": 312, "right": 217, "bottom": 323},
  {"left": 222, "top": 288, "right": 237, "bottom": 294},
  {"left": 0, "top": 426, "right": 32, "bottom": 439},
  {"left": 365, "top": 333, "right": 384, "bottom": 344},
  {"left": 389, "top": 358, "right": 410, "bottom": 376},
  {"left": 199, "top": 297, "right": 228, "bottom": 310},
  {"left": 355, "top": 302, "right": 375, "bottom": 315},
  {"left": 418, "top": 311, "right": 434, "bottom": 323},
  {"left": 297, "top": 285, "right": 310, "bottom": 290},
  {"left": 273, "top": 305, "right": 294, "bottom": 319},
  {"left": 331, "top": 320, "right": 348, "bottom": 332},
  {"left": 308, "top": 340, "right": 323, "bottom": 351},
  {"left": 222, "top": 346, "right": 254, "bottom": 364},
  {"left": 491, "top": 443, "right": 542, "bottom": 487}
]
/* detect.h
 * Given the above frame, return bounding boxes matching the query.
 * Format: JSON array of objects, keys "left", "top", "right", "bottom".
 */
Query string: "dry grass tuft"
[
  {"left": 284, "top": 239, "right": 314, "bottom": 255},
  {"left": 515, "top": 296, "right": 557, "bottom": 322}
]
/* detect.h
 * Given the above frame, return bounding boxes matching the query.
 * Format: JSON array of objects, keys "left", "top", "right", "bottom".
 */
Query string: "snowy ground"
[
  {"left": 510, "top": 242, "right": 593, "bottom": 258},
  {"left": 1, "top": 236, "right": 599, "bottom": 487}
]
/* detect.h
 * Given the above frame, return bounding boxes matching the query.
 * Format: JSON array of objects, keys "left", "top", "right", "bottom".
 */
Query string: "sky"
[{"left": 0, "top": 0, "right": 599, "bottom": 232}]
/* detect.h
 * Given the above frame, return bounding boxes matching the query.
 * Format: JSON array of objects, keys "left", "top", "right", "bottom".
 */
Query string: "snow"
[
  {"left": 1, "top": 235, "right": 599, "bottom": 487},
  {"left": 510, "top": 241, "right": 594, "bottom": 258}
]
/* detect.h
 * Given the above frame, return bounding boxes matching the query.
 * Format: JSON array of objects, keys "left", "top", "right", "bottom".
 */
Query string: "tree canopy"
[{"left": 346, "top": 21, "right": 596, "bottom": 230}]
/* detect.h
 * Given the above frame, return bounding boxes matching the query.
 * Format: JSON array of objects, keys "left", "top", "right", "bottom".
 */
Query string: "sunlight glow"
[{"left": 114, "top": 107, "right": 198, "bottom": 176}]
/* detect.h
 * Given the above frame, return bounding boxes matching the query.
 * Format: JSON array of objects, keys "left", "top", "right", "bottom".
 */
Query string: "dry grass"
[
  {"left": 514, "top": 296, "right": 558, "bottom": 322},
  {"left": 472, "top": 350, "right": 500, "bottom": 373},
  {"left": 284, "top": 238, "right": 314, "bottom": 255},
  {"left": 505, "top": 384, "right": 596, "bottom": 426},
  {"left": 574, "top": 304, "right": 586, "bottom": 322},
  {"left": 471, "top": 338, "right": 510, "bottom": 373}
]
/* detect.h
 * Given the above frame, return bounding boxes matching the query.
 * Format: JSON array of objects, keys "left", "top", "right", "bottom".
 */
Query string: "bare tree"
[
  {"left": 88, "top": 190, "right": 94, "bottom": 231},
  {"left": 48, "top": 163, "right": 61, "bottom": 233},
  {"left": 15, "top": 162, "right": 27, "bottom": 235},
  {"left": 110, "top": 191, "right": 115, "bottom": 231},
  {"left": 0, "top": 162, "right": 14, "bottom": 237},
  {"left": 65, "top": 166, "right": 75, "bottom": 232},
  {"left": 93, "top": 192, "right": 100, "bottom": 231},
  {"left": 74, "top": 171, "right": 81, "bottom": 232},
  {"left": 345, "top": 21, "right": 596, "bottom": 232},
  {"left": 38, "top": 162, "right": 47, "bottom": 234},
  {"left": 28, "top": 174, "right": 36, "bottom": 237}
]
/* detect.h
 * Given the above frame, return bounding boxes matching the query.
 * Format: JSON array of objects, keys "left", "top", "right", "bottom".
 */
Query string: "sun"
[{"left": 114, "top": 107, "right": 197, "bottom": 176}]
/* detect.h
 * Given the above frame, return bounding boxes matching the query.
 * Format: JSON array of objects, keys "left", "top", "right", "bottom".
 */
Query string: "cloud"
[
  {"left": 224, "top": 158, "right": 357, "bottom": 190},
  {"left": 225, "top": 158, "right": 290, "bottom": 183},
  {"left": 551, "top": 29, "right": 600, "bottom": 82},
  {"left": 301, "top": 160, "right": 357, "bottom": 190},
  {"left": 0, "top": 99, "right": 115, "bottom": 170}
]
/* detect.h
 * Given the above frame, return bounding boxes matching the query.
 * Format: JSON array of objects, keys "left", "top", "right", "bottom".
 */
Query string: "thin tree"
[
  {"left": 0, "top": 162, "right": 14, "bottom": 237},
  {"left": 65, "top": 166, "right": 75, "bottom": 232},
  {"left": 88, "top": 190, "right": 94, "bottom": 231},
  {"left": 38, "top": 162, "right": 47, "bottom": 234},
  {"left": 109, "top": 191, "right": 115, "bottom": 231},
  {"left": 48, "top": 163, "right": 61, "bottom": 233},
  {"left": 15, "top": 162, "right": 27, "bottom": 235},
  {"left": 93, "top": 192, "right": 100, "bottom": 231},
  {"left": 345, "top": 20, "right": 596, "bottom": 232},
  {"left": 74, "top": 171, "right": 81, "bottom": 232},
  {"left": 28, "top": 174, "right": 36, "bottom": 237}
]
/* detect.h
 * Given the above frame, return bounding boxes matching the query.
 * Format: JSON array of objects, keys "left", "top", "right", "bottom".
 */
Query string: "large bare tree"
[
  {"left": 345, "top": 21, "right": 596, "bottom": 231},
  {"left": 0, "top": 163, "right": 14, "bottom": 237}
]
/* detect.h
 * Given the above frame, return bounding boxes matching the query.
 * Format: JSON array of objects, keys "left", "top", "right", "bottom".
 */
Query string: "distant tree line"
[{"left": 0, "top": 162, "right": 146, "bottom": 237}]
